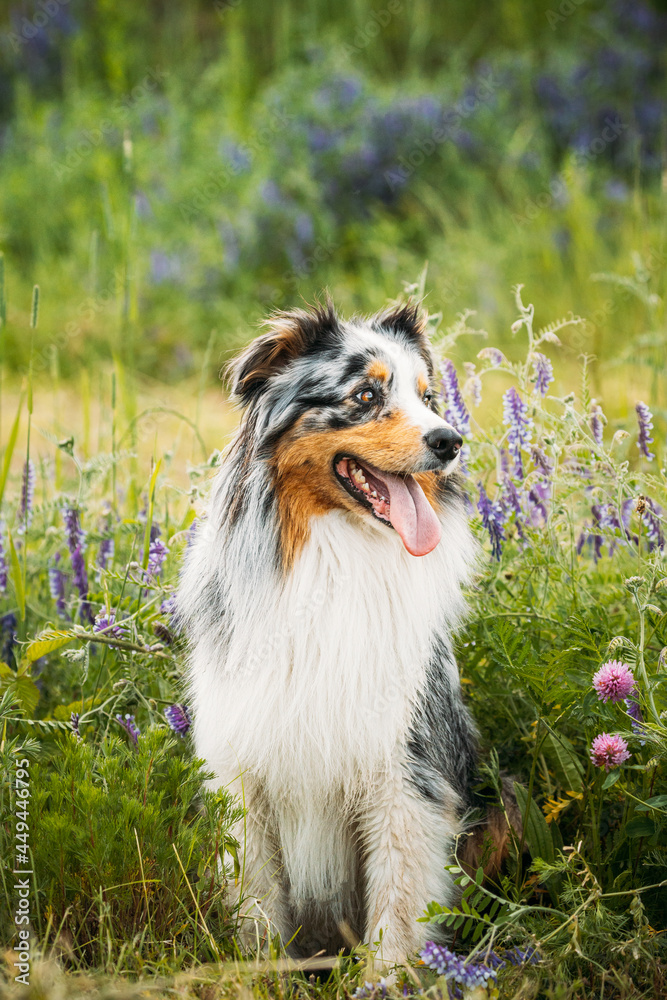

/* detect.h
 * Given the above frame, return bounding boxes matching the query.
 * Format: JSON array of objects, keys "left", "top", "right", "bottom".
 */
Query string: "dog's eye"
[
  {"left": 423, "top": 391, "right": 433, "bottom": 404},
  {"left": 355, "top": 388, "right": 375, "bottom": 404}
]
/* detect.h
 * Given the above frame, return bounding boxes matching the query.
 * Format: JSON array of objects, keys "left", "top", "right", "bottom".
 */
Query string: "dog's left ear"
[
  {"left": 372, "top": 300, "right": 434, "bottom": 375},
  {"left": 229, "top": 301, "right": 340, "bottom": 405}
]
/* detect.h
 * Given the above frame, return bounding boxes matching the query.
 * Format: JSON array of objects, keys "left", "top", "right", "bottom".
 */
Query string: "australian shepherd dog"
[{"left": 178, "top": 300, "right": 493, "bottom": 966}]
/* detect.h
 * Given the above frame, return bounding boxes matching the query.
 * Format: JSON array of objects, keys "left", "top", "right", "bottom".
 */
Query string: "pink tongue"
[{"left": 379, "top": 469, "right": 442, "bottom": 557}]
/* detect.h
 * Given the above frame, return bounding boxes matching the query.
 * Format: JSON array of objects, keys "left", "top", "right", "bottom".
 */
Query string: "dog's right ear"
[{"left": 229, "top": 301, "right": 339, "bottom": 405}]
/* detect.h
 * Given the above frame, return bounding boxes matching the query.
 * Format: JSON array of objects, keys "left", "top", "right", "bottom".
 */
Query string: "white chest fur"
[{"left": 187, "top": 505, "right": 474, "bottom": 804}]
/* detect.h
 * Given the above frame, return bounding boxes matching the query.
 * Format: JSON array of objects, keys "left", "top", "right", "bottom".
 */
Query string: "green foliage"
[{"left": 20, "top": 729, "right": 242, "bottom": 970}]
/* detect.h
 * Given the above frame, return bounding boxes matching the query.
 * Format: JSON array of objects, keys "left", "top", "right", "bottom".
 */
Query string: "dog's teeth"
[{"left": 371, "top": 490, "right": 377, "bottom": 497}]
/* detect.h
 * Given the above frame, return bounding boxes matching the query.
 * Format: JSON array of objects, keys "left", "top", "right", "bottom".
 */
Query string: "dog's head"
[{"left": 229, "top": 299, "right": 463, "bottom": 566}]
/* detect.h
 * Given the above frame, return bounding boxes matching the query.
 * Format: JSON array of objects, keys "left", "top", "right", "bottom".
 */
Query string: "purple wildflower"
[
  {"left": 502, "top": 387, "right": 533, "bottom": 478},
  {"left": 71, "top": 546, "right": 92, "bottom": 623},
  {"left": 532, "top": 352, "right": 554, "bottom": 396},
  {"left": 527, "top": 478, "right": 550, "bottom": 526},
  {"left": 640, "top": 496, "right": 664, "bottom": 550},
  {"left": 17, "top": 460, "right": 35, "bottom": 533},
  {"left": 589, "top": 733, "right": 631, "bottom": 771},
  {"left": 625, "top": 695, "right": 646, "bottom": 745},
  {"left": 593, "top": 661, "right": 635, "bottom": 703},
  {"left": 64, "top": 508, "right": 92, "bottom": 619},
  {"left": 1, "top": 613, "right": 17, "bottom": 666},
  {"left": 48, "top": 553, "right": 68, "bottom": 617},
  {"left": 504, "top": 946, "right": 540, "bottom": 966},
  {"left": 93, "top": 609, "right": 129, "bottom": 644},
  {"left": 64, "top": 506, "right": 86, "bottom": 551},
  {"left": 439, "top": 360, "right": 470, "bottom": 436},
  {"left": 354, "top": 981, "right": 388, "bottom": 999},
  {"left": 0, "top": 527, "right": 7, "bottom": 594},
  {"left": 635, "top": 401, "right": 655, "bottom": 461},
  {"left": 116, "top": 714, "right": 140, "bottom": 746},
  {"left": 146, "top": 537, "right": 168, "bottom": 579},
  {"left": 186, "top": 519, "right": 198, "bottom": 547},
  {"left": 477, "top": 483, "right": 506, "bottom": 560},
  {"left": 500, "top": 477, "right": 525, "bottom": 538},
  {"left": 97, "top": 535, "right": 114, "bottom": 573},
  {"left": 420, "top": 942, "right": 498, "bottom": 994},
  {"left": 590, "top": 403, "right": 605, "bottom": 448},
  {"left": 477, "top": 347, "right": 504, "bottom": 367},
  {"left": 165, "top": 703, "right": 192, "bottom": 737},
  {"left": 161, "top": 595, "right": 177, "bottom": 617},
  {"left": 531, "top": 446, "right": 553, "bottom": 476},
  {"left": 463, "top": 362, "right": 482, "bottom": 407},
  {"left": 71, "top": 712, "right": 81, "bottom": 741}
]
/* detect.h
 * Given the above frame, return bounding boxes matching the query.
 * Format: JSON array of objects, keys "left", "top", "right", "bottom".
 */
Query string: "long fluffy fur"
[{"left": 178, "top": 300, "right": 483, "bottom": 963}]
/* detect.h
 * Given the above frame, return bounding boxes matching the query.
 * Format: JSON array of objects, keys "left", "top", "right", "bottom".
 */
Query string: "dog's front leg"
[
  {"left": 219, "top": 777, "right": 292, "bottom": 953},
  {"left": 359, "top": 761, "right": 459, "bottom": 969}
]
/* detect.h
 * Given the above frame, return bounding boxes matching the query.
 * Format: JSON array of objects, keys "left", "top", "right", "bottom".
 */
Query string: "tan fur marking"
[
  {"left": 417, "top": 374, "right": 429, "bottom": 396},
  {"left": 367, "top": 360, "right": 390, "bottom": 382},
  {"left": 458, "top": 776, "right": 524, "bottom": 882},
  {"left": 273, "top": 413, "right": 440, "bottom": 569}
]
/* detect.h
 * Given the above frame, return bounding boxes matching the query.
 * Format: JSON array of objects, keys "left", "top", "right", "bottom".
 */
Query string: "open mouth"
[{"left": 334, "top": 455, "right": 442, "bottom": 557}]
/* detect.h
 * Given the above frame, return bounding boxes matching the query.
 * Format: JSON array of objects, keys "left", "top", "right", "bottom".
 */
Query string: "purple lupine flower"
[
  {"left": 640, "top": 496, "right": 664, "bottom": 550},
  {"left": 161, "top": 595, "right": 177, "bottom": 616},
  {"left": 504, "top": 946, "right": 540, "bottom": 966},
  {"left": 463, "top": 362, "right": 482, "bottom": 407},
  {"left": 526, "top": 478, "right": 550, "bottom": 526},
  {"left": 531, "top": 446, "right": 553, "bottom": 476},
  {"left": 64, "top": 505, "right": 86, "bottom": 551},
  {"left": 590, "top": 403, "right": 605, "bottom": 448},
  {"left": 500, "top": 477, "right": 524, "bottom": 538},
  {"left": 625, "top": 695, "right": 646, "bottom": 745},
  {"left": 63, "top": 507, "right": 93, "bottom": 620},
  {"left": 97, "top": 535, "right": 114, "bottom": 573},
  {"left": 621, "top": 498, "right": 640, "bottom": 546},
  {"left": 502, "top": 387, "right": 533, "bottom": 478},
  {"left": 146, "top": 537, "right": 168, "bottom": 579},
  {"left": 71, "top": 711, "right": 81, "bottom": 741},
  {"left": 477, "top": 347, "right": 505, "bottom": 367},
  {"left": 116, "top": 713, "right": 140, "bottom": 746},
  {"left": 165, "top": 703, "right": 192, "bottom": 737},
  {"left": 635, "top": 401, "right": 655, "bottom": 461},
  {"left": 0, "top": 527, "right": 7, "bottom": 594},
  {"left": 186, "top": 519, "right": 198, "bottom": 547},
  {"left": 93, "top": 609, "right": 129, "bottom": 643},
  {"left": 593, "top": 661, "right": 635, "bottom": 703},
  {"left": 48, "top": 553, "right": 68, "bottom": 617},
  {"left": 71, "top": 547, "right": 92, "bottom": 623},
  {"left": 420, "top": 942, "right": 498, "bottom": 992},
  {"left": 439, "top": 360, "right": 470, "bottom": 436},
  {"left": 592, "top": 503, "right": 625, "bottom": 557},
  {"left": 150, "top": 522, "right": 161, "bottom": 543},
  {"left": 17, "top": 460, "right": 35, "bottom": 533},
  {"left": 1, "top": 612, "right": 17, "bottom": 666},
  {"left": 532, "top": 352, "right": 554, "bottom": 396},
  {"left": 477, "top": 483, "right": 506, "bottom": 560}
]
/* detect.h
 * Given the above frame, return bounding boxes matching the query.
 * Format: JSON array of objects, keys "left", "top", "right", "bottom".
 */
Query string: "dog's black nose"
[{"left": 424, "top": 427, "right": 463, "bottom": 463}]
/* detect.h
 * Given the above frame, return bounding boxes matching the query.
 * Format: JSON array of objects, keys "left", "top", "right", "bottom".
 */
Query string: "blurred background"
[{"left": 0, "top": 0, "right": 665, "bottom": 460}]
